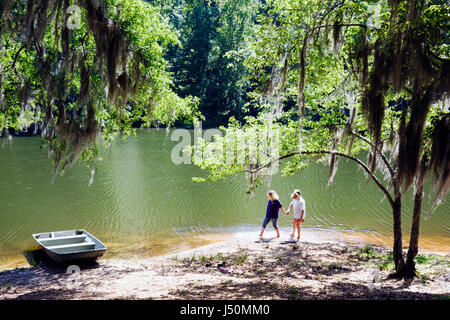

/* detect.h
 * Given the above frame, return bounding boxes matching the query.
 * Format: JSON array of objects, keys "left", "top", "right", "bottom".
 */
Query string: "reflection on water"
[{"left": 0, "top": 129, "right": 449, "bottom": 270}]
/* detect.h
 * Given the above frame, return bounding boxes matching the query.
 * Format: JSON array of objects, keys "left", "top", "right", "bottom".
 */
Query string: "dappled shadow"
[
  {"left": 169, "top": 276, "right": 448, "bottom": 300},
  {"left": 1, "top": 240, "right": 446, "bottom": 300},
  {"left": 397, "top": 277, "right": 414, "bottom": 289},
  {"left": 10, "top": 288, "right": 78, "bottom": 300},
  {"left": 22, "top": 248, "right": 102, "bottom": 274},
  {"left": 260, "top": 240, "right": 356, "bottom": 256},
  {"left": 0, "top": 249, "right": 105, "bottom": 299},
  {"left": 175, "top": 244, "right": 360, "bottom": 282},
  {"left": 255, "top": 237, "right": 278, "bottom": 243},
  {"left": 168, "top": 241, "right": 447, "bottom": 300},
  {"left": 325, "top": 281, "right": 448, "bottom": 300},
  {"left": 0, "top": 267, "right": 47, "bottom": 291},
  {"left": 10, "top": 288, "right": 108, "bottom": 300},
  {"left": 170, "top": 279, "right": 294, "bottom": 300}
]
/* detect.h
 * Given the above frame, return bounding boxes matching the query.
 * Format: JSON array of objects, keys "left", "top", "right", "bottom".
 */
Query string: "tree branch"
[
  {"left": 245, "top": 150, "right": 395, "bottom": 207},
  {"left": 5, "top": 45, "right": 26, "bottom": 72},
  {"left": 287, "top": 23, "right": 374, "bottom": 54},
  {"left": 347, "top": 130, "right": 396, "bottom": 181}
]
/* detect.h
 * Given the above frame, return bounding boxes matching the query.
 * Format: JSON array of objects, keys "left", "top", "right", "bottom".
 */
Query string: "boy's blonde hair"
[
  {"left": 267, "top": 190, "right": 279, "bottom": 201},
  {"left": 291, "top": 189, "right": 301, "bottom": 199}
]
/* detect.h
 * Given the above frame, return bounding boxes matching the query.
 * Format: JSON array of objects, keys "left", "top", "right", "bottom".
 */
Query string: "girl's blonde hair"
[{"left": 267, "top": 190, "right": 279, "bottom": 201}]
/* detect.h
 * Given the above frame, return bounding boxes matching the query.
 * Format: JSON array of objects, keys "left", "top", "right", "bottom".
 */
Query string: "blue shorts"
[{"left": 262, "top": 217, "right": 278, "bottom": 229}]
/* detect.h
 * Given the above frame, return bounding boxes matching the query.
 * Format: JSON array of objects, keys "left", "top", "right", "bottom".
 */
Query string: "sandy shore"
[{"left": 0, "top": 229, "right": 449, "bottom": 300}]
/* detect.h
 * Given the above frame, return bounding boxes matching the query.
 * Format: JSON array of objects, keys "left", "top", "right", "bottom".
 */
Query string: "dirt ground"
[{"left": 0, "top": 236, "right": 449, "bottom": 300}]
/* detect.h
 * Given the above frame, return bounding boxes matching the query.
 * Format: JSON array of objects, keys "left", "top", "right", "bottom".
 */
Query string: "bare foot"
[{"left": 290, "top": 233, "right": 294, "bottom": 238}]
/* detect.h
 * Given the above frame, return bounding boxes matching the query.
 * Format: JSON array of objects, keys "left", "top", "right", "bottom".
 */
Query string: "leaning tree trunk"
[
  {"left": 404, "top": 159, "right": 427, "bottom": 277},
  {"left": 392, "top": 195, "right": 405, "bottom": 276}
]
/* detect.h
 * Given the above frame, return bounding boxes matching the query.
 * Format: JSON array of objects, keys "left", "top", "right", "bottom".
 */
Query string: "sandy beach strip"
[{"left": 0, "top": 229, "right": 449, "bottom": 300}]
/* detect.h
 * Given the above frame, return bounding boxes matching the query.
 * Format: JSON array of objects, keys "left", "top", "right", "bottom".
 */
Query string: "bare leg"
[
  {"left": 290, "top": 221, "right": 296, "bottom": 239},
  {"left": 259, "top": 227, "right": 266, "bottom": 237},
  {"left": 272, "top": 219, "right": 280, "bottom": 238},
  {"left": 297, "top": 222, "right": 301, "bottom": 240}
]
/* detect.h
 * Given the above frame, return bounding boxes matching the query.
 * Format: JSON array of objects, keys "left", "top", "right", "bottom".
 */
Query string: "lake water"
[{"left": 0, "top": 129, "right": 449, "bottom": 269}]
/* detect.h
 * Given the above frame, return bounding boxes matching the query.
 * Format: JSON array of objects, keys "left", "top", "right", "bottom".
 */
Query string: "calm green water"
[{"left": 0, "top": 129, "right": 449, "bottom": 268}]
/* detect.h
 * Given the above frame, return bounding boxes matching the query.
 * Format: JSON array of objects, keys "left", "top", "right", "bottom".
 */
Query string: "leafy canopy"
[{"left": 0, "top": 0, "right": 199, "bottom": 176}]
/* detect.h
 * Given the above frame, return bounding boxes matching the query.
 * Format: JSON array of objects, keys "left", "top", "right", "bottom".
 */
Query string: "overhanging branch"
[
  {"left": 245, "top": 150, "right": 395, "bottom": 207},
  {"left": 348, "top": 130, "right": 396, "bottom": 181}
]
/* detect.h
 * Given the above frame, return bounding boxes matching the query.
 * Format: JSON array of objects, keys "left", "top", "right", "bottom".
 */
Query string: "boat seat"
[
  {"left": 39, "top": 235, "right": 87, "bottom": 247},
  {"left": 47, "top": 241, "right": 96, "bottom": 253}
]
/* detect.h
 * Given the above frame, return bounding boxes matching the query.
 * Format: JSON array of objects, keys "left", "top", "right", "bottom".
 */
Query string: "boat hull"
[
  {"left": 42, "top": 247, "right": 107, "bottom": 263},
  {"left": 32, "top": 229, "right": 108, "bottom": 264}
]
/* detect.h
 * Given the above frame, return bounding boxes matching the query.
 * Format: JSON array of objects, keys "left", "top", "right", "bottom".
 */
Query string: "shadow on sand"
[
  {"left": 22, "top": 248, "right": 101, "bottom": 274},
  {"left": 0, "top": 248, "right": 102, "bottom": 299},
  {"left": 255, "top": 237, "right": 278, "bottom": 243}
]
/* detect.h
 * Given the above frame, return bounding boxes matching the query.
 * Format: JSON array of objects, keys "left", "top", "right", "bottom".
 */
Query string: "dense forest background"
[{"left": 150, "top": 0, "right": 258, "bottom": 127}]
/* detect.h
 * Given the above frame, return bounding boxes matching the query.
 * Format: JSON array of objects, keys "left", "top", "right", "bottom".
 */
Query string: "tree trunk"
[
  {"left": 297, "top": 35, "right": 308, "bottom": 118},
  {"left": 404, "top": 159, "right": 427, "bottom": 277},
  {"left": 392, "top": 195, "right": 405, "bottom": 276}
]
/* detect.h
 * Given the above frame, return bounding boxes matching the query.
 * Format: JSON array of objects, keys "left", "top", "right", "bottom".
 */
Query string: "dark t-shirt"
[{"left": 265, "top": 199, "right": 282, "bottom": 219}]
